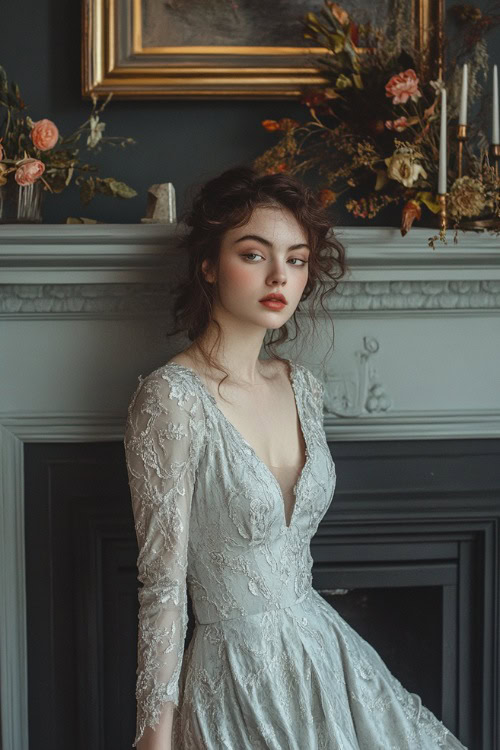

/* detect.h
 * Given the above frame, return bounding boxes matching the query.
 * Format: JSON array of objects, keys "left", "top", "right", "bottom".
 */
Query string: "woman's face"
[{"left": 202, "top": 205, "right": 310, "bottom": 330}]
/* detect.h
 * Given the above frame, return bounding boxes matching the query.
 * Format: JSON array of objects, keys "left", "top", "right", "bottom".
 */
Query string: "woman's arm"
[{"left": 124, "top": 370, "right": 203, "bottom": 748}]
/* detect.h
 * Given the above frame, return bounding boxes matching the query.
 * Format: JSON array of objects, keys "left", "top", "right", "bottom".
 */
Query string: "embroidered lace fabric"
[{"left": 124, "top": 359, "right": 468, "bottom": 749}]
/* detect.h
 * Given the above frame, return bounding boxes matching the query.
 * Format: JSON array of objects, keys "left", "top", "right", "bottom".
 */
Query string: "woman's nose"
[{"left": 266, "top": 261, "right": 287, "bottom": 285}]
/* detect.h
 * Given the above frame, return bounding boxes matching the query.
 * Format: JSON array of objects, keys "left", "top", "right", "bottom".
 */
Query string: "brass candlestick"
[
  {"left": 490, "top": 143, "right": 500, "bottom": 178},
  {"left": 438, "top": 193, "right": 447, "bottom": 235},
  {"left": 457, "top": 124, "right": 467, "bottom": 178}
]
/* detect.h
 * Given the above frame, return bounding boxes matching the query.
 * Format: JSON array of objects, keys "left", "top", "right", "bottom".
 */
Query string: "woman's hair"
[{"left": 167, "top": 165, "right": 348, "bottom": 394}]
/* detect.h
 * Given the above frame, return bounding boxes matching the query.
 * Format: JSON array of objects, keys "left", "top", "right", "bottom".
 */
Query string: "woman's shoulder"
[
  {"left": 286, "top": 360, "right": 325, "bottom": 415},
  {"left": 284, "top": 358, "right": 324, "bottom": 392},
  {"left": 126, "top": 358, "right": 204, "bottom": 418}
]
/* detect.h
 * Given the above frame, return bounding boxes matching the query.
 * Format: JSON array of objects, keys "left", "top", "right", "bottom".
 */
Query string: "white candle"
[
  {"left": 459, "top": 64, "right": 468, "bottom": 126},
  {"left": 493, "top": 64, "right": 499, "bottom": 145},
  {"left": 438, "top": 88, "right": 447, "bottom": 194}
]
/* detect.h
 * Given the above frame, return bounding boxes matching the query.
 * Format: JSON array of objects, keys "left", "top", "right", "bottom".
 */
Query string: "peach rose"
[
  {"left": 385, "top": 69, "right": 422, "bottom": 105},
  {"left": 31, "top": 118, "right": 59, "bottom": 151},
  {"left": 0, "top": 142, "right": 4, "bottom": 161},
  {"left": 385, "top": 116, "right": 409, "bottom": 132},
  {"left": 15, "top": 158, "right": 45, "bottom": 186}
]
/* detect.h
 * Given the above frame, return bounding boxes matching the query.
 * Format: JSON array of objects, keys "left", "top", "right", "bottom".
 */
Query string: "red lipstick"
[{"left": 259, "top": 293, "right": 287, "bottom": 311}]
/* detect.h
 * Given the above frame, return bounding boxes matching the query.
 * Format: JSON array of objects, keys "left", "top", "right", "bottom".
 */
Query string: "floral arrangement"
[
  {"left": 254, "top": 1, "right": 500, "bottom": 245},
  {"left": 0, "top": 65, "right": 137, "bottom": 206}
]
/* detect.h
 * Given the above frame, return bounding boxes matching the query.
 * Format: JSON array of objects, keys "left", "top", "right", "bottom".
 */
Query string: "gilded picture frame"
[{"left": 81, "top": 0, "right": 444, "bottom": 99}]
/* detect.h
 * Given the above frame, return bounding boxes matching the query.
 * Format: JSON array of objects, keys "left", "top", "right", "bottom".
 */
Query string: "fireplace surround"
[{"left": 0, "top": 225, "right": 499, "bottom": 749}]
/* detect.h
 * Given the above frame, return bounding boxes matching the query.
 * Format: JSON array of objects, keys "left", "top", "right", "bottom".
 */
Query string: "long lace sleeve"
[{"left": 124, "top": 369, "right": 205, "bottom": 747}]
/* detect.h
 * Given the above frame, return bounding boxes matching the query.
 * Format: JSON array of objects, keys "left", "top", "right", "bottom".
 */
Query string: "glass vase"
[{"left": 0, "top": 177, "right": 44, "bottom": 223}]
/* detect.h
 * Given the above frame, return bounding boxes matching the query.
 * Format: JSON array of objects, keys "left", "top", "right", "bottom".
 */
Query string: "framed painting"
[{"left": 81, "top": 0, "right": 444, "bottom": 99}]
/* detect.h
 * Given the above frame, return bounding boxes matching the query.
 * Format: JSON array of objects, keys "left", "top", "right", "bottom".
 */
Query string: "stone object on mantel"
[{"left": 141, "top": 182, "right": 176, "bottom": 224}]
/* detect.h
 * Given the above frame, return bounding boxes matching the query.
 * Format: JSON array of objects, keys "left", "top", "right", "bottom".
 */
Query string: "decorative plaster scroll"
[
  {"left": 1, "top": 279, "right": 500, "bottom": 318},
  {"left": 322, "top": 336, "right": 394, "bottom": 418}
]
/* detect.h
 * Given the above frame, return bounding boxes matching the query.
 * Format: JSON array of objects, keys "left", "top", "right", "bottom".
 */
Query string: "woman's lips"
[{"left": 259, "top": 299, "right": 286, "bottom": 310}]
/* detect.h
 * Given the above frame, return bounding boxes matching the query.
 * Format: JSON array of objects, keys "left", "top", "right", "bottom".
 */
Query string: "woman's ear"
[{"left": 201, "top": 258, "right": 216, "bottom": 284}]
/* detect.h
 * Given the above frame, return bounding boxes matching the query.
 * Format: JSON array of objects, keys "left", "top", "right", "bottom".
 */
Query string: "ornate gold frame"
[{"left": 81, "top": 0, "right": 444, "bottom": 99}]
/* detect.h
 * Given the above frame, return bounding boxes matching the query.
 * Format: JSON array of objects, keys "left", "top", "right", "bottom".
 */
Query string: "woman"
[{"left": 124, "top": 167, "right": 467, "bottom": 749}]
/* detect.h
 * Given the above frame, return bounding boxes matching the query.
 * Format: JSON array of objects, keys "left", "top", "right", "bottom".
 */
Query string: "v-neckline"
[{"left": 166, "top": 359, "right": 310, "bottom": 530}]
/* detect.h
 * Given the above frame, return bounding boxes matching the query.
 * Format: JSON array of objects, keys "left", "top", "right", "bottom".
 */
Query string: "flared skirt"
[{"left": 172, "top": 588, "right": 468, "bottom": 750}]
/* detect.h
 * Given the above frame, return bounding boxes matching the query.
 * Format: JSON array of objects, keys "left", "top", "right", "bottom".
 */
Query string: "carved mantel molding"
[{"left": 0, "top": 278, "right": 499, "bottom": 318}]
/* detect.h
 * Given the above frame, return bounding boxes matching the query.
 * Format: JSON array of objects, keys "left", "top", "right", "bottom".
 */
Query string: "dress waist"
[{"left": 193, "top": 587, "right": 312, "bottom": 627}]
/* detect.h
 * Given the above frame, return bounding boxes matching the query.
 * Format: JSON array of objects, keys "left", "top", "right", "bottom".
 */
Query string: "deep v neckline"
[{"left": 166, "top": 359, "right": 311, "bottom": 530}]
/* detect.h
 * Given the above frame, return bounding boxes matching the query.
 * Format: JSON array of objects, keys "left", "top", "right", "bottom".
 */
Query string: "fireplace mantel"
[{"left": 0, "top": 224, "right": 499, "bottom": 749}]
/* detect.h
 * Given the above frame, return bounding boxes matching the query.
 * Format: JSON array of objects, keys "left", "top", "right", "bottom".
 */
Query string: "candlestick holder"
[
  {"left": 438, "top": 193, "right": 447, "bottom": 235},
  {"left": 457, "top": 124, "right": 467, "bottom": 178},
  {"left": 489, "top": 143, "right": 500, "bottom": 178}
]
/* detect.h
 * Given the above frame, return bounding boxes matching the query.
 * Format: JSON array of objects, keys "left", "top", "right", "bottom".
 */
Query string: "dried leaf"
[
  {"left": 80, "top": 177, "right": 95, "bottom": 205},
  {"left": 95, "top": 177, "right": 137, "bottom": 199},
  {"left": 416, "top": 191, "right": 440, "bottom": 214}
]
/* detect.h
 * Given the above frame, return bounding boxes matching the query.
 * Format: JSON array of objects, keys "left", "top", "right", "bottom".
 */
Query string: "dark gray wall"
[{"left": 2, "top": 0, "right": 499, "bottom": 224}]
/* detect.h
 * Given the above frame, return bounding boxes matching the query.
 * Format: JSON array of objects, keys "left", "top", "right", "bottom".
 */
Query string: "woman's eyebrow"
[{"left": 233, "top": 234, "right": 309, "bottom": 251}]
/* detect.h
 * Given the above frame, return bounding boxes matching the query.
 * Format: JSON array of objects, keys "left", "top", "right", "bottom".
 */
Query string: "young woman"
[{"left": 124, "top": 167, "right": 468, "bottom": 749}]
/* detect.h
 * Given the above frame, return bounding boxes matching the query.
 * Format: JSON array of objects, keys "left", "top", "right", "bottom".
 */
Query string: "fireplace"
[{"left": 1, "top": 224, "right": 499, "bottom": 750}]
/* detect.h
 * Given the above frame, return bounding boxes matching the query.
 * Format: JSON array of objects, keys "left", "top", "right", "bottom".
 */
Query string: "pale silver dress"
[{"left": 123, "top": 360, "right": 468, "bottom": 749}]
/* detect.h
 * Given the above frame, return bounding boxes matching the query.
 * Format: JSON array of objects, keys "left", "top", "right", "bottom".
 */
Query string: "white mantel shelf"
[{"left": 0, "top": 224, "right": 499, "bottom": 283}]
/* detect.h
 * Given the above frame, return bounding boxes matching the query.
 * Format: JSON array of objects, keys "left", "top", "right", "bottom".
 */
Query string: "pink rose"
[
  {"left": 31, "top": 118, "right": 59, "bottom": 151},
  {"left": 385, "top": 116, "right": 409, "bottom": 132},
  {"left": 15, "top": 158, "right": 45, "bottom": 186},
  {"left": 385, "top": 69, "right": 421, "bottom": 105}
]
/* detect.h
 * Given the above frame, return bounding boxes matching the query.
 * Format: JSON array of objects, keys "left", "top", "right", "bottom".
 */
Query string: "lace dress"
[{"left": 123, "top": 360, "right": 468, "bottom": 750}]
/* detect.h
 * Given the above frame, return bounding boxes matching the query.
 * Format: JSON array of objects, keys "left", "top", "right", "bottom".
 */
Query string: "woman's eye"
[{"left": 241, "top": 253, "right": 308, "bottom": 265}]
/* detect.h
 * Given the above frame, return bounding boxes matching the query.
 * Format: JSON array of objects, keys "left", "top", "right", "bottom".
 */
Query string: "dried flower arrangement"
[
  {"left": 0, "top": 65, "right": 137, "bottom": 209},
  {"left": 254, "top": 1, "right": 500, "bottom": 246}
]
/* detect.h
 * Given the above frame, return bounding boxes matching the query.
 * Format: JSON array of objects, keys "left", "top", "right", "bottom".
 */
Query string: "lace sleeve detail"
[{"left": 124, "top": 368, "right": 204, "bottom": 747}]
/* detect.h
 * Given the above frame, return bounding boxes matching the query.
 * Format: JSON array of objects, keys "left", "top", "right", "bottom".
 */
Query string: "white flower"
[
  {"left": 87, "top": 115, "right": 105, "bottom": 148},
  {"left": 385, "top": 151, "right": 428, "bottom": 188}
]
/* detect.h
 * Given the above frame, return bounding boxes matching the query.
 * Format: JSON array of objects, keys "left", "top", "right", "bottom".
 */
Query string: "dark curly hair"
[{"left": 167, "top": 165, "right": 348, "bottom": 393}]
